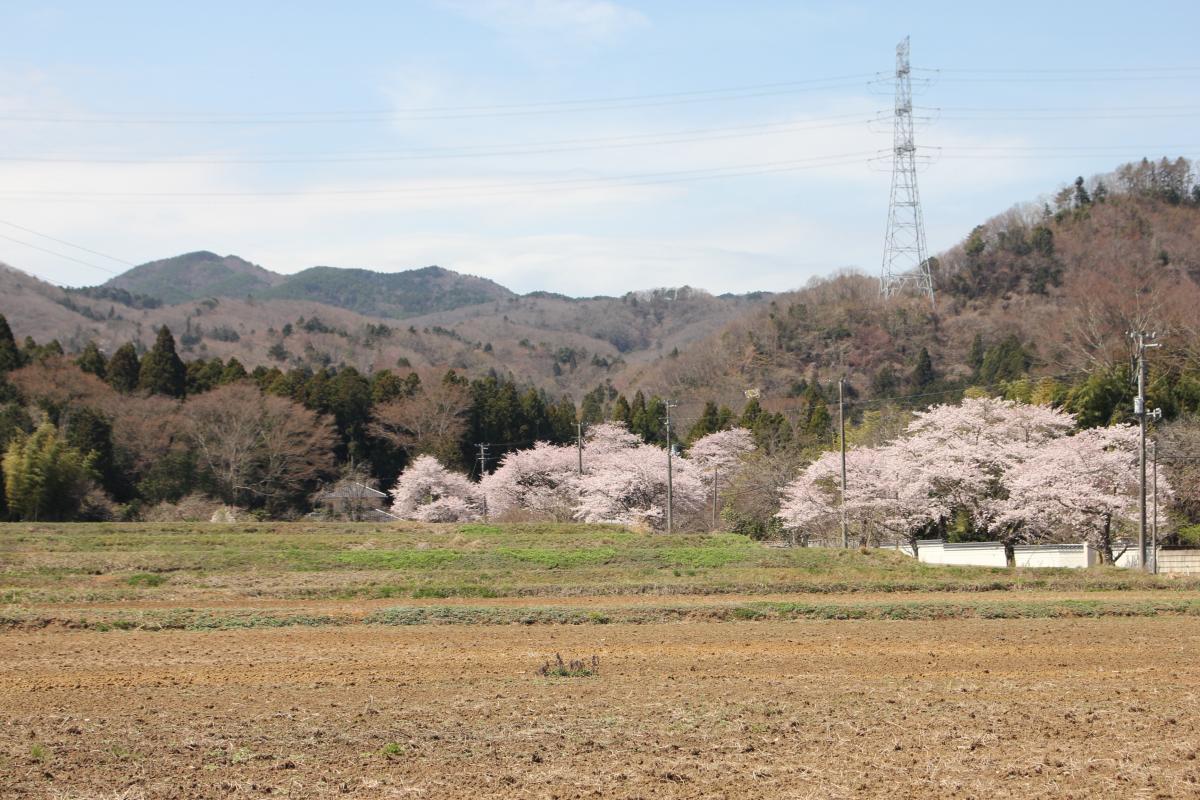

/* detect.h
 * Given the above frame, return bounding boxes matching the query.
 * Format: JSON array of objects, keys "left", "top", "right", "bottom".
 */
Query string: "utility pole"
[
  {"left": 476, "top": 442, "right": 490, "bottom": 522},
  {"left": 880, "top": 36, "right": 935, "bottom": 306},
  {"left": 1151, "top": 440, "right": 1159, "bottom": 575},
  {"left": 839, "top": 377, "right": 848, "bottom": 549},
  {"left": 575, "top": 421, "right": 584, "bottom": 476},
  {"left": 1130, "top": 330, "right": 1161, "bottom": 572},
  {"left": 664, "top": 401, "right": 677, "bottom": 534}
]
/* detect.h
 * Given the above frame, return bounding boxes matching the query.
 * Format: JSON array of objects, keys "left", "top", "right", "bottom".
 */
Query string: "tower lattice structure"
[{"left": 880, "top": 36, "right": 934, "bottom": 305}]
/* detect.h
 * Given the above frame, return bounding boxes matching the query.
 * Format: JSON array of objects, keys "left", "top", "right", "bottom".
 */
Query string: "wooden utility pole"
[
  {"left": 1130, "top": 330, "right": 1160, "bottom": 572},
  {"left": 839, "top": 377, "right": 848, "bottom": 549},
  {"left": 476, "top": 442, "right": 490, "bottom": 522},
  {"left": 665, "top": 401, "right": 677, "bottom": 534},
  {"left": 1152, "top": 440, "right": 1159, "bottom": 574},
  {"left": 576, "top": 422, "right": 584, "bottom": 476}
]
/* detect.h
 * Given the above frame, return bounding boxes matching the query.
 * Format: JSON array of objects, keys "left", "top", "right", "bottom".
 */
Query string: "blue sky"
[{"left": 0, "top": 0, "right": 1198, "bottom": 295}]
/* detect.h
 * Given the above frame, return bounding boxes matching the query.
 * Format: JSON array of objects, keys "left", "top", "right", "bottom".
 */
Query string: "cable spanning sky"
[{"left": 0, "top": 0, "right": 1198, "bottom": 295}]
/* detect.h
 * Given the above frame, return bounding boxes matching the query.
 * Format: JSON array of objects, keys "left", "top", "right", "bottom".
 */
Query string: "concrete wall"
[
  {"left": 915, "top": 539, "right": 943, "bottom": 564},
  {"left": 1115, "top": 548, "right": 1143, "bottom": 570},
  {"left": 1012, "top": 544, "right": 1099, "bottom": 569},
  {"left": 939, "top": 542, "right": 1009, "bottom": 568},
  {"left": 1158, "top": 549, "right": 1200, "bottom": 575},
  {"left": 916, "top": 540, "right": 1007, "bottom": 568}
]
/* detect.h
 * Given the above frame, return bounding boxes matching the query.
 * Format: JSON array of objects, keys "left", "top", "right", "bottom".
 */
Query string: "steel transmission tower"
[{"left": 880, "top": 36, "right": 934, "bottom": 305}]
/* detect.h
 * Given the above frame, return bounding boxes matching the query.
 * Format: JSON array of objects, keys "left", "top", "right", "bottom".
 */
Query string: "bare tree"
[
  {"left": 183, "top": 382, "right": 336, "bottom": 507},
  {"left": 367, "top": 376, "right": 470, "bottom": 464}
]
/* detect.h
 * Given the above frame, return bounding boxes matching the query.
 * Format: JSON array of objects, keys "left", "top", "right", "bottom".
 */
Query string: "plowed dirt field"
[{"left": 2, "top": 618, "right": 1197, "bottom": 799}]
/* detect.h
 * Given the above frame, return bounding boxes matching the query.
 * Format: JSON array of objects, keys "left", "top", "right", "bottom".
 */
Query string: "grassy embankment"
[{"left": 3, "top": 522, "right": 1198, "bottom": 629}]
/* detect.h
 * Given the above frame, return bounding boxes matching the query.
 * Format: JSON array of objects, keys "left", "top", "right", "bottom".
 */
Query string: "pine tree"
[
  {"left": 629, "top": 390, "right": 650, "bottom": 439},
  {"left": 611, "top": 394, "right": 632, "bottom": 426},
  {"left": 75, "top": 341, "right": 107, "bottom": 379},
  {"left": 911, "top": 347, "right": 936, "bottom": 390},
  {"left": 802, "top": 381, "right": 832, "bottom": 439},
  {"left": 138, "top": 326, "right": 186, "bottom": 397},
  {"left": 0, "top": 314, "right": 20, "bottom": 373},
  {"left": 687, "top": 401, "right": 722, "bottom": 442},
  {"left": 967, "top": 333, "right": 985, "bottom": 378},
  {"left": 739, "top": 398, "right": 763, "bottom": 428},
  {"left": 220, "top": 357, "right": 248, "bottom": 384},
  {"left": 106, "top": 343, "right": 141, "bottom": 394}
]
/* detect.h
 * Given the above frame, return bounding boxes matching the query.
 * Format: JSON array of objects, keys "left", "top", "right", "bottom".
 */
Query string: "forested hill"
[
  {"left": 3, "top": 157, "right": 1200, "bottom": 529},
  {"left": 636, "top": 157, "right": 1200, "bottom": 433},
  {"left": 4, "top": 155, "right": 1200, "bottom": 435},
  {"left": 97, "top": 252, "right": 515, "bottom": 316}
]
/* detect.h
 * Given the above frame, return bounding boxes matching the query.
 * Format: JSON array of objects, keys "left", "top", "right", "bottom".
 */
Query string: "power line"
[
  {"left": 0, "top": 74, "right": 877, "bottom": 125},
  {"left": 0, "top": 114, "right": 878, "bottom": 165},
  {"left": 0, "top": 150, "right": 883, "bottom": 202},
  {"left": 914, "top": 66, "right": 1200, "bottom": 75},
  {"left": 0, "top": 231, "right": 123, "bottom": 276},
  {"left": 0, "top": 219, "right": 136, "bottom": 267}
]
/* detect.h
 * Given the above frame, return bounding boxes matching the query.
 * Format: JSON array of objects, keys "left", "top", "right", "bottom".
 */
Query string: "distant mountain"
[
  {"left": 260, "top": 265, "right": 515, "bottom": 318},
  {"left": 1, "top": 256, "right": 764, "bottom": 399},
  {"left": 103, "top": 251, "right": 282, "bottom": 305},
  {"left": 99, "top": 255, "right": 515, "bottom": 319}
]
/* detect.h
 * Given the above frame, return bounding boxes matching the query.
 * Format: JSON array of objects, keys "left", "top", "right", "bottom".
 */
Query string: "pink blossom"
[
  {"left": 482, "top": 441, "right": 580, "bottom": 521},
  {"left": 390, "top": 455, "right": 483, "bottom": 522},
  {"left": 688, "top": 428, "right": 755, "bottom": 477},
  {"left": 573, "top": 422, "right": 706, "bottom": 529}
]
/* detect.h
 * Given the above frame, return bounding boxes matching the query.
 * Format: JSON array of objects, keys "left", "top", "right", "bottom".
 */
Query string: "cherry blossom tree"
[
  {"left": 901, "top": 397, "right": 1075, "bottom": 532},
  {"left": 688, "top": 427, "right": 756, "bottom": 529},
  {"left": 995, "top": 425, "right": 1172, "bottom": 563},
  {"left": 482, "top": 441, "right": 579, "bottom": 521},
  {"left": 775, "top": 397, "right": 1149, "bottom": 554},
  {"left": 390, "top": 455, "right": 483, "bottom": 523},
  {"left": 582, "top": 422, "right": 643, "bottom": 457},
  {"left": 777, "top": 443, "right": 942, "bottom": 549},
  {"left": 688, "top": 428, "right": 755, "bottom": 476},
  {"left": 573, "top": 422, "right": 705, "bottom": 530}
]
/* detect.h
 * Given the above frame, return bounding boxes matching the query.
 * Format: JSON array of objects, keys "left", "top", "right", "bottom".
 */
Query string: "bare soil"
[{"left": 2, "top": 618, "right": 1197, "bottom": 799}]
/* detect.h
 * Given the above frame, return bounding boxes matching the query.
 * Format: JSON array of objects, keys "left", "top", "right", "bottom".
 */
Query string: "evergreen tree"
[
  {"left": 187, "top": 358, "right": 224, "bottom": 395},
  {"left": 548, "top": 397, "right": 577, "bottom": 442},
  {"left": 687, "top": 401, "right": 722, "bottom": 442},
  {"left": 0, "top": 314, "right": 21, "bottom": 373},
  {"left": 739, "top": 397, "right": 764, "bottom": 428},
  {"left": 967, "top": 334, "right": 985, "bottom": 377},
  {"left": 611, "top": 394, "right": 632, "bottom": 426},
  {"left": 138, "top": 327, "right": 186, "bottom": 397},
  {"left": 629, "top": 390, "right": 649, "bottom": 437},
  {"left": 106, "top": 343, "right": 141, "bottom": 394},
  {"left": 578, "top": 384, "right": 609, "bottom": 426},
  {"left": 643, "top": 395, "right": 667, "bottom": 445},
  {"left": 871, "top": 366, "right": 899, "bottom": 398},
  {"left": 977, "top": 335, "right": 1031, "bottom": 385},
  {"left": 911, "top": 347, "right": 936, "bottom": 390},
  {"left": 63, "top": 407, "right": 123, "bottom": 498},
  {"left": 220, "top": 357, "right": 248, "bottom": 384},
  {"left": 801, "top": 381, "right": 832, "bottom": 439},
  {"left": 75, "top": 341, "right": 107, "bottom": 379}
]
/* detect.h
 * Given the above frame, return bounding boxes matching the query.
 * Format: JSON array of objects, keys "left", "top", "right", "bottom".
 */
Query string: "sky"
[{"left": 0, "top": 0, "right": 1198, "bottom": 296}]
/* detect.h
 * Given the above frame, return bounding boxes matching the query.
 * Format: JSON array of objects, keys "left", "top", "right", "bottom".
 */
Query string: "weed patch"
[{"left": 538, "top": 653, "right": 600, "bottom": 677}]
